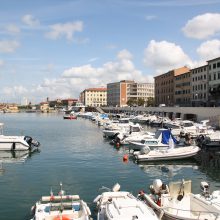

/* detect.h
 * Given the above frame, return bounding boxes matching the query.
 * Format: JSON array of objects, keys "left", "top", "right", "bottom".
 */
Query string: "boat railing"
[
  {"left": 163, "top": 206, "right": 219, "bottom": 219},
  {"left": 41, "top": 195, "right": 80, "bottom": 202}
]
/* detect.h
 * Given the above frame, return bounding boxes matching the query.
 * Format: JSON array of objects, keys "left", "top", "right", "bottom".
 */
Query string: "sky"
[{"left": 1, "top": 0, "right": 220, "bottom": 104}]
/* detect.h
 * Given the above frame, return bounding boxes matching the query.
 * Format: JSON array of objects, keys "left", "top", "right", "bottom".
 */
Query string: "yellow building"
[
  {"left": 40, "top": 102, "right": 49, "bottom": 113},
  {"left": 80, "top": 88, "right": 107, "bottom": 107},
  {"left": 4, "top": 104, "right": 19, "bottom": 113}
]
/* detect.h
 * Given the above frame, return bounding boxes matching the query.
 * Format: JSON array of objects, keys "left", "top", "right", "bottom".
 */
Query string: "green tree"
[
  {"left": 146, "top": 97, "right": 155, "bottom": 106},
  {"left": 127, "top": 98, "right": 137, "bottom": 107},
  {"left": 137, "top": 98, "right": 145, "bottom": 106}
]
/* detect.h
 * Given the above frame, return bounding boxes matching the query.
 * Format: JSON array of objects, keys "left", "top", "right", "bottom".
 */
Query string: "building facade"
[
  {"left": 107, "top": 80, "right": 154, "bottom": 107},
  {"left": 207, "top": 57, "right": 220, "bottom": 107},
  {"left": 191, "top": 65, "right": 208, "bottom": 107},
  {"left": 174, "top": 71, "right": 191, "bottom": 106},
  {"left": 80, "top": 88, "right": 107, "bottom": 107},
  {"left": 154, "top": 66, "right": 190, "bottom": 106}
]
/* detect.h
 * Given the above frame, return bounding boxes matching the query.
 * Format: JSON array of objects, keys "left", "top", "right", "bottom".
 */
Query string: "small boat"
[
  {"left": 194, "top": 181, "right": 220, "bottom": 214},
  {"left": 138, "top": 179, "right": 220, "bottom": 220},
  {"left": 0, "top": 123, "right": 40, "bottom": 151},
  {"left": 63, "top": 112, "right": 77, "bottom": 120},
  {"left": 133, "top": 145, "right": 200, "bottom": 162},
  {"left": 31, "top": 182, "right": 91, "bottom": 220},
  {"left": 93, "top": 183, "right": 159, "bottom": 220},
  {"left": 129, "top": 129, "right": 178, "bottom": 151}
]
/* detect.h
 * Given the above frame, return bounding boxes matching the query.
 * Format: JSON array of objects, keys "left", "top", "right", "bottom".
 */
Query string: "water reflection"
[
  {"left": 196, "top": 148, "right": 220, "bottom": 181},
  {"left": 138, "top": 160, "right": 198, "bottom": 178},
  {"left": 0, "top": 149, "right": 40, "bottom": 164}
]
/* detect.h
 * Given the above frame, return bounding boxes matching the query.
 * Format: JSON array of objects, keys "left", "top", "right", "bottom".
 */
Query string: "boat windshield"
[{"left": 119, "top": 119, "right": 130, "bottom": 124}]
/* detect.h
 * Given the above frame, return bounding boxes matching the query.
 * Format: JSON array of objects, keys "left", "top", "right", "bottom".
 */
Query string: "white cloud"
[
  {"left": 0, "top": 60, "right": 4, "bottom": 67},
  {"left": 33, "top": 49, "right": 151, "bottom": 100},
  {"left": 143, "top": 40, "right": 192, "bottom": 73},
  {"left": 0, "top": 40, "right": 20, "bottom": 53},
  {"left": 45, "top": 21, "right": 83, "bottom": 41},
  {"left": 197, "top": 39, "right": 220, "bottom": 60},
  {"left": 6, "top": 24, "right": 20, "bottom": 34},
  {"left": 145, "top": 15, "right": 157, "bottom": 21},
  {"left": 1, "top": 49, "right": 153, "bottom": 102},
  {"left": 88, "top": 57, "right": 99, "bottom": 62},
  {"left": 182, "top": 13, "right": 220, "bottom": 39},
  {"left": 22, "top": 14, "right": 40, "bottom": 27},
  {"left": 3, "top": 86, "right": 28, "bottom": 96},
  {"left": 117, "top": 49, "right": 133, "bottom": 60}
]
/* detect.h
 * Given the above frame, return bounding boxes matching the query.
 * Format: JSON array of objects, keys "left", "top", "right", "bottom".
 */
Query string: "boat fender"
[
  {"left": 93, "top": 195, "right": 101, "bottom": 203},
  {"left": 157, "top": 197, "right": 161, "bottom": 206}
]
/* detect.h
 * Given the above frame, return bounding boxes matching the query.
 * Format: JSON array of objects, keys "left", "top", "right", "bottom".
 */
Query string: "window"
[{"left": 213, "top": 63, "right": 216, "bottom": 69}]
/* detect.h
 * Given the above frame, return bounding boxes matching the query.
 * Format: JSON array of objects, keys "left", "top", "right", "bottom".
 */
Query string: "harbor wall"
[{"left": 102, "top": 107, "right": 220, "bottom": 127}]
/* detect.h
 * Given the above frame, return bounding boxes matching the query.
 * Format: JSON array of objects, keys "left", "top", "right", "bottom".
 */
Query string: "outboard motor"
[
  {"left": 200, "top": 181, "right": 210, "bottom": 197},
  {"left": 140, "top": 146, "right": 150, "bottom": 155},
  {"left": 153, "top": 179, "right": 162, "bottom": 194}
]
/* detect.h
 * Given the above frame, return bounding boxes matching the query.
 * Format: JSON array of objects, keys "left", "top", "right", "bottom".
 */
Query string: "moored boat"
[
  {"left": 138, "top": 179, "right": 220, "bottom": 220},
  {"left": 133, "top": 145, "right": 200, "bottom": 162},
  {"left": 63, "top": 113, "right": 77, "bottom": 120},
  {"left": 93, "top": 183, "right": 159, "bottom": 220},
  {"left": 0, "top": 123, "right": 40, "bottom": 151},
  {"left": 31, "top": 182, "right": 91, "bottom": 220}
]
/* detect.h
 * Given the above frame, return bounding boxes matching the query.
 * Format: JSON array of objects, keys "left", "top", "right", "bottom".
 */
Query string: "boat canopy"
[{"left": 161, "top": 129, "right": 178, "bottom": 145}]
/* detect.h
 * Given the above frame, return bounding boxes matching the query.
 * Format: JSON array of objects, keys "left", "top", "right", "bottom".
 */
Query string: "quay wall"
[{"left": 102, "top": 107, "right": 220, "bottom": 127}]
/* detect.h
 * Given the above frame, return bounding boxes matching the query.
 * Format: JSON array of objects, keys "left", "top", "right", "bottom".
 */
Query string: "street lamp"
[{"left": 195, "top": 93, "right": 198, "bottom": 106}]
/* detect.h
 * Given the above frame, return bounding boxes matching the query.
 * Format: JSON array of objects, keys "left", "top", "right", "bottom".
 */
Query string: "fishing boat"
[
  {"left": 0, "top": 123, "right": 40, "bottom": 151},
  {"left": 138, "top": 179, "right": 220, "bottom": 220},
  {"left": 93, "top": 183, "right": 159, "bottom": 220},
  {"left": 31, "top": 182, "right": 91, "bottom": 220}
]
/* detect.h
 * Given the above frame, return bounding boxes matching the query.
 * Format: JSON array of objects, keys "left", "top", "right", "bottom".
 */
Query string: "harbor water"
[{"left": 0, "top": 113, "right": 220, "bottom": 220}]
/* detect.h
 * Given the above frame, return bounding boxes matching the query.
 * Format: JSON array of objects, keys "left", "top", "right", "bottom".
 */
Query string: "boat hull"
[{"left": 135, "top": 146, "right": 200, "bottom": 162}]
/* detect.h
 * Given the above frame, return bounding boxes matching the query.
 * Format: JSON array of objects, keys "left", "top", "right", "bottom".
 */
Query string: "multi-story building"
[
  {"left": 174, "top": 71, "right": 191, "bottom": 106},
  {"left": 80, "top": 88, "right": 107, "bottom": 107},
  {"left": 107, "top": 80, "right": 154, "bottom": 107},
  {"left": 191, "top": 65, "right": 208, "bottom": 107},
  {"left": 154, "top": 66, "right": 190, "bottom": 106},
  {"left": 207, "top": 57, "right": 220, "bottom": 107}
]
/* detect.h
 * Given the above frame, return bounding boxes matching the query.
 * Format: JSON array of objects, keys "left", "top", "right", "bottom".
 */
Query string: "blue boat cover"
[
  {"left": 161, "top": 130, "right": 178, "bottom": 144},
  {"left": 100, "top": 114, "right": 108, "bottom": 119}
]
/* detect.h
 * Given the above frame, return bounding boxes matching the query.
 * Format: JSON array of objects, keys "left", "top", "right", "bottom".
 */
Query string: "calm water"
[{"left": 0, "top": 113, "right": 220, "bottom": 220}]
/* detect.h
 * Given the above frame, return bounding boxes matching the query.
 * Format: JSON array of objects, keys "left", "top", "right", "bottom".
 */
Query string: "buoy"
[
  {"left": 53, "top": 215, "right": 70, "bottom": 220},
  {"left": 123, "top": 154, "right": 128, "bottom": 161}
]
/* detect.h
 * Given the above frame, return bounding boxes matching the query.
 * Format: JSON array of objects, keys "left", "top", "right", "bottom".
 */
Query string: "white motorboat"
[
  {"left": 0, "top": 123, "right": 40, "bottom": 151},
  {"left": 194, "top": 181, "right": 220, "bottom": 213},
  {"left": 129, "top": 128, "right": 178, "bottom": 151},
  {"left": 31, "top": 183, "right": 91, "bottom": 220},
  {"left": 103, "top": 118, "right": 133, "bottom": 138},
  {"left": 93, "top": 183, "right": 159, "bottom": 220},
  {"left": 139, "top": 179, "right": 220, "bottom": 220},
  {"left": 133, "top": 145, "right": 200, "bottom": 162}
]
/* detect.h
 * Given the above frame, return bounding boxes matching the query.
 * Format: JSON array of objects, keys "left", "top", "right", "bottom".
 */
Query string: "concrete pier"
[{"left": 102, "top": 106, "right": 220, "bottom": 127}]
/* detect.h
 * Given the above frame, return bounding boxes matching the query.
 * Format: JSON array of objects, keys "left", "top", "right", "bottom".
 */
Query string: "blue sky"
[{"left": 1, "top": 0, "right": 220, "bottom": 103}]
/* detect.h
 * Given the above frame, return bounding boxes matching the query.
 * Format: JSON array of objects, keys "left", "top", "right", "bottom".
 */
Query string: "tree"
[
  {"left": 137, "top": 98, "right": 145, "bottom": 106},
  {"left": 126, "top": 98, "right": 137, "bottom": 107},
  {"left": 146, "top": 97, "right": 155, "bottom": 106}
]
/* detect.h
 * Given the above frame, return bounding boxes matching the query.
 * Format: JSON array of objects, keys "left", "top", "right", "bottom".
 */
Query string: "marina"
[{"left": 0, "top": 113, "right": 220, "bottom": 220}]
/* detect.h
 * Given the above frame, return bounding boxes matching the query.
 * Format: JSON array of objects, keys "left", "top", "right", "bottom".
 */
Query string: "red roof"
[{"left": 85, "top": 88, "right": 107, "bottom": 91}]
